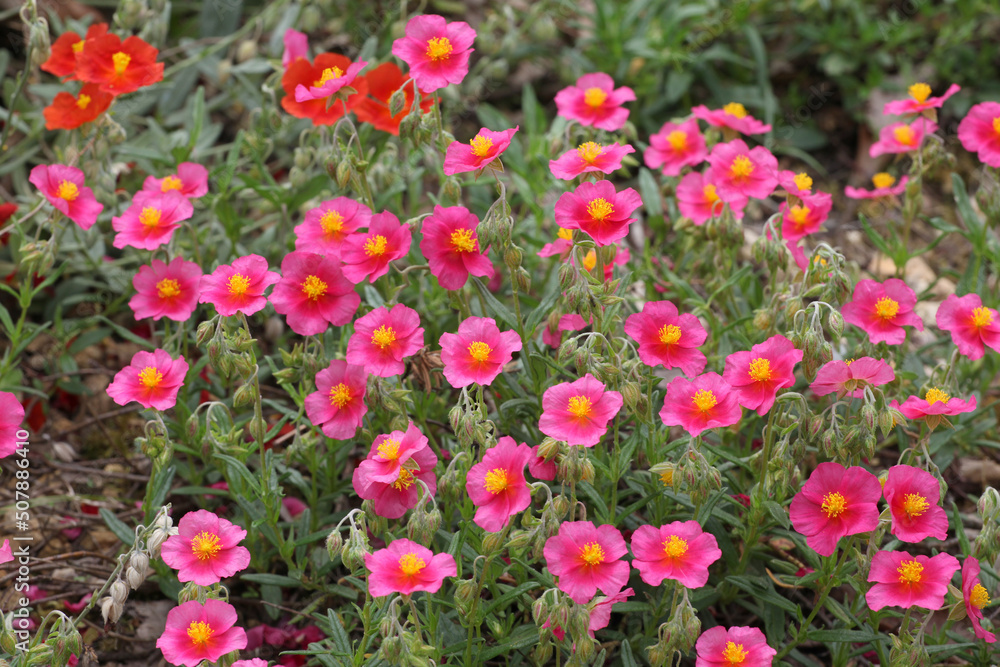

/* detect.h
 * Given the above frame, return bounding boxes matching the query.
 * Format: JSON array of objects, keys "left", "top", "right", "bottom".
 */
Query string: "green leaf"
[
  {"left": 323, "top": 609, "right": 353, "bottom": 655},
  {"left": 100, "top": 508, "right": 135, "bottom": 545},
  {"left": 241, "top": 573, "right": 302, "bottom": 587},
  {"left": 952, "top": 172, "right": 984, "bottom": 243},
  {"left": 471, "top": 277, "right": 518, "bottom": 330},
  {"left": 858, "top": 213, "right": 895, "bottom": 260},
  {"left": 483, "top": 581, "right": 541, "bottom": 616},
  {"left": 763, "top": 500, "right": 790, "bottom": 529},
  {"left": 620, "top": 640, "right": 639, "bottom": 667},
  {"left": 805, "top": 629, "right": 880, "bottom": 642},
  {"left": 479, "top": 626, "right": 539, "bottom": 660}
]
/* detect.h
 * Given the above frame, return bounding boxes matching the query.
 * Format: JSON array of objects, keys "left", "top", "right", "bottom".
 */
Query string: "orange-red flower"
[
  {"left": 354, "top": 63, "right": 433, "bottom": 135},
  {"left": 281, "top": 53, "right": 368, "bottom": 126},
  {"left": 41, "top": 23, "right": 108, "bottom": 79},
  {"left": 76, "top": 33, "right": 164, "bottom": 95},
  {"left": 43, "top": 83, "right": 114, "bottom": 130}
]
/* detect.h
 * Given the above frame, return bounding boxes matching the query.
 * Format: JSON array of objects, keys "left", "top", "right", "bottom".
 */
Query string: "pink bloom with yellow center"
[
  {"left": 543, "top": 521, "right": 629, "bottom": 603},
  {"left": 809, "top": 357, "right": 895, "bottom": 399},
  {"left": 554, "top": 72, "right": 636, "bottom": 132},
  {"left": 0, "top": 391, "right": 25, "bottom": 459},
  {"left": 352, "top": 422, "right": 438, "bottom": 519},
  {"left": 439, "top": 316, "right": 521, "bottom": 388},
  {"left": 538, "top": 373, "right": 623, "bottom": 447},
  {"left": 958, "top": 102, "right": 1000, "bottom": 168},
  {"left": 340, "top": 211, "right": 412, "bottom": 284},
  {"left": 707, "top": 139, "right": 779, "bottom": 203},
  {"left": 294, "top": 57, "right": 367, "bottom": 102},
  {"left": 345, "top": 304, "right": 424, "bottom": 378},
  {"left": 443, "top": 126, "right": 519, "bottom": 175},
  {"left": 779, "top": 191, "right": 833, "bottom": 241},
  {"left": 625, "top": 300, "right": 707, "bottom": 376},
  {"left": 676, "top": 171, "right": 744, "bottom": 224},
  {"left": 129, "top": 257, "right": 202, "bottom": 322},
  {"left": 962, "top": 557, "right": 997, "bottom": 643},
  {"left": 550, "top": 141, "right": 635, "bottom": 180},
  {"left": 866, "top": 551, "right": 960, "bottom": 611},
  {"left": 845, "top": 173, "right": 909, "bottom": 199},
  {"left": 778, "top": 169, "right": 816, "bottom": 198},
  {"left": 294, "top": 197, "right": 372, "bottom": 258},
  {"left": 106, "top": 348, "right": 188, "bottom": 411},
  {"left": 692, "top": 102, "right": 772, "bottom": 135},
  {"left": 841, "top": 278, "right": 924, "bottom": 345},
  {"left": 269, "top": 251, "right": 360, "bottom": 335},
  {"left": 897, "top": 388, "right": 976, "bottom": 422},
  {"left": 160, "top": 510, "right": 251, "bottom": 585},
  {"left": 304, "top": 360, "right": 368, "bottom": 440},
  {"left": 936, "top": 293, "right": 1000, "bottom": 360},
  {"left": 659, "top": 372, "right": 742, "bottom": 437},
  {"left": 465, "top": 436, "right": 533, "bottom": 532},
  {"left": 365, "top": 538, "right": 457, "bottom": 597},
  {"left": 141, "top": 162, "right": 209, "bottom": 199},
  {"left": 722, "top": 334, "right": 802, "bottom": 416},
  {"left": 391, "top": 14, "right": 476, "bottom": 93},
  {"left": 553, "top": 179, "right": 642, "bottom": 247},
  {"left": 630, "top": 521, "right": 721, "bottom": 588},
  {"left": 419, "top": 205, "right": 495, "bottom": 290},
  {"left": 112, "top": 190, "right": 194, "bottom": 250},
  {"left": 537, "top": 227, "right": 575, "bottom": 262},
  {"left": 883, "top": 465, "right": 948, "bottom": 543},
  {"left": 884, "top": 82, "right": 960, "bottom": 116},
  {"left": 199, "top": 254, "right": 280, "bottom": 317},
  {"left": 789, "top": 462, "right": 881, "bottom": 557},
  {"left": 695, "top": 626, "right": 776, "bottom": 667},
  {"left": 541, "top": 313, "right": 589, "bottom": 348},
  {"left": 870, "top": 118, "right": 937, "bottom": 157},
  {"left": 157, "top": 599, "right": 247, "bottom": 667},
  {"left": 644, "top": 119, "right": 707, "bottom": 176},
  {"left": 28, "top": 163, "right": 104, "bottom": 231}
]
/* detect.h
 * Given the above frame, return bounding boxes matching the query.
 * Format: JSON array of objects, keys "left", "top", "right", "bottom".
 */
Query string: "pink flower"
[
  {"left": 779, "top": 170, "right": 816, "bottom": 198},
  {"left": 1, "top": 391, "right": 26, "bottom": 459},
  {"left": 352, "top": 422, "right": 437, "bottom": 519},
  {"left": 29, "top": 164, "right": 104, "bottom": 230},
  {"left": 538, "top": 373, "right": 623, "bottom": 447},
  {"left": 282, "top": 28, "right": 309, "bottom": 67},
  {"left": 528, "top": 445, "right": 557, "bottom": 481},
  {"left": 156, "top": 599, "right": 247, "bottom": 667},
  {"left": 586, "top": 588, "right": 634, "bottom": 636},
  {"left": 789, "top": 462, "right": 881, "bottom": 557},
  {"left": 779, "top": 191, "right": 833, "bottom": 241},
  {"left": 722, "top": 334, "right": 802, "bottom": 416},
  {"left": 345, "top": 304, "right": 424, "bottom": 377},
  {"left": 365, "top": 538, "right": 457, "bottom": 596},
  {"left": 897, "top": 388, "right": 976, "bottom": 427},
  {"left": 706, "top": 139, "right": 778, "bottom": 203},
  {"left": 340, "top": 212, "right": 412, "bottom": 284},
  {"left": 304, "top": 360, "right": 368, "bottom": 440},
  {"left": 465, "top": 436, "right": 533, "bottom": 532},
  {"left": 550, "top": 141, "right": 635, "bottom": 180},
  {"left": 233, "top": 660, "right": 270, "bottom": 667},
  {"left": 553, "top": 180, "right": 642, "bottom": 247},
  {"left": 541, "top": 313, "right": 589, "bottom": 348},
  {"left": 538, "top": 228, "right": 574, "bottom": 261},
  {"left": 866, "top": 551, "right": 960, "bottom": 611},
  {"left": 958, "top": 102, "right": 1000, "bottom": 168},
  {"left": 883, "top": 465, "right": 948, "bottom": 543},
  {"left": 962, "top": 557, "right": 996, "bottom": 643},
  {"left": 439, "top": 316, "right": 521, "bottom": 387},
  {"left": 845, "top": 173, "right": 909, "bottom": 199},
  {"left": 160, "top": 510, "right": 251, "bottom": 585},
  {"left": 391, "top": 14, "right": 475, "bottom": 93},
  {"left": 199, "top": 254, "right": 280, "bottom": 317},
  {"left": 809, "top": 357, "right": 895, "bottom": 399},
  {"left": 630, "top": 521, "right": 721, "bottom": 588},
  {"left": 936, "top": 293, "right": 1000, "bottom": 360},
  {"left": 692, "top": 102, "right": 772, "bottom": 135},
  {"left": 676, "top": 171, "right": 743, "bottom": 224},
  {"left": 294, "top": 57, "right": 367, "bottom": 102},
  {"left": 129, "top": 257, "right": 202, "bottom": 322},
  {"left": 659, "top": 373, "right": 742, "bottom": 438},
  {"left": 443, "top": 126, "right": 518, "bottom": 175},
  {"left": 884, "top": 83, "right": 960, "bottom": 116},
  {"left": 543, "top": 521, "right": 629, "bottom": 603},
  {"left": 0, "top": 539, "right": 12, "bottom": 564},
  {"left": 695, "top": 626, "right": 776, "bottom": 667},
  {"left": 106, "top": 349, "right": 188, "bottom": 410},
  {"left": 841, "top": 278, "right": 924, "bottom": 345},
  {"left": 141, "top": 162, "right": 209, "bottom": 198},
  {"left": 419, "top": 205, "right": 494, "bottom": 290},
  {"left": 870, "top": 118, "right": 937, "bottom": 157},
  {"left": 554, "top": 72, "right": 636, "bottom": 131},
  {"left": 624, "top": 301, "right": 707, "bottom": 376},
  {"left": 644, "top": 119, "right": 707, "bottom": 176},
  {"left": 294, "top": 197, "right": 372, "bottom": 258},
  {"left": 269, "top": 251, "right": 360, "bottom": 335},
  {"left": 112, "top": 190, "right": 194, "bottom": 250}
]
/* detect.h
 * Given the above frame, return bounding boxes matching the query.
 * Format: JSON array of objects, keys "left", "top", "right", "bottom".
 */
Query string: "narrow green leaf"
[{"left": 100, "top": 508, "right": 135, "bottom": 545}]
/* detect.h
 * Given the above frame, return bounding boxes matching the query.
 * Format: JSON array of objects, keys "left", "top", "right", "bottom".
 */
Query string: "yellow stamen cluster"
[
  {"left": 328, "top": 383, "right": 351, "bottom": 408},
  {"left": 902, "top": 493, "right": 928, "bottom": 518},
  {"left": 425, "top": 37, "right": 453, "bottom": 61},
  {"left": 971, "top": 307, "right": 994, "bottom": 328},
  {"left": 392, "top": 468, "right": 415, "bottom": 490},
  {"left": 584, "top": 87, "right": 608, "bottom": 108},
  {"left": 662, "top": 535, "right": 688, "bottom": 559},
  {"left": 156, "top": 278, "right": 181, "bottom": 299},
  {"left": 77, "top": 94, "right": 91, "bottom": 110},
  {"left": 190, "top": 531, "right": 223, "bottom": 561},
  {"left": 659, "top": 324, "right": 682, "bottom": 345},
  {"left": 789, "top": 206, "right": 811, "bottom": 228},
  {"left": 666, "top": 130, "right": 688, "bottom": 152},
  {"left": 586, "top": 197, "right": 614, "bottom": 222},
  {"left": 399, "top": 552, "right": 427, "bottom": 576},
  {"left": 793, "top": 172, "right": 813, "bottom": 191},
  {"left": 227, "top": 273, "right": 250, "bottom": 296},
  {"left": 112, "top": 51, "right": 131, "bottom": 75},
  {"left": 484, "top": 468, "right": 509, "bottom": 494},
  {"left": 971, "top": 583, "right": 991, "bottom": 610},
  {"left": 377, "top": 438, "right": 401, "bottom": 460},
  {"left": 925, "top": 387, "right": 950, "bottom": 405},
  {"left": 139, "top": 207, "right": 163, "bottom": 228},
  {"left": 469, "top": 134, "right": 494, "bottom": 157},
  {"left": 161, "top": 175, "right": 183, "bottom": 192},
  {"left": 730, "top": 155, "right": 754, "bottom": 180},
  {"left": 576, "top": 141, "right": 603, "bottom": 163},
  {"left": 186, "top": 621, "right": 214, "bottom": 647},
  {"left": 872, "top": 173, "right": 896, "bottom": 189},
  {"left": 467, "top": 341, "right": 492, "bottom": 363},
  {"left": 450, "top": 228, "right": 477, "bottom": 253},
  {"left": 314, "top": 66, "right": 344, "bottom": 88},
  {"left": 138, "top": 366, "right": 163, "bottom": 389},
  {"left": 908, "top": 82, "right": 931, "bottom": 103},
  {"left": 874, "top": 297, "right": 900, "bottom": 320},
  {"left": 301, "top": 275, "right": 328, "bottom": 300},
  {"left": 56, "top": 180, "right": 79, "bottom": 202},
  {"left": 893, "top": 125, "right": 916, "bottom": 146},
  {"left": 722, "top": 641, "right": 748, "bottom": 664},
  {"left": 703, "top": 184, "right": 720, "bottom": 204},
  {"left": 723, "top": 102, "right": 748, "bottom": 118},
  {"left": 557, "top": 228, "right": 574, "bottom": 242},
  {"left": 579, "top": 542, "right": 605, "bottom": 566},
  {"left": 371, "top": 325, "right": 397, "bottom": 350},
  {"left": 568, "top": 395, "right": 593, "bottom": 420},
  {"left": 822, "top": 491, "right": 847, "bottom": 518},
  {"left": 897, "top": 559, "right": 923, "bottom": 585},
  {"left": 364, "top": 234, "right": 388, "bottom": 257},
  {"left": 747, "top": 358, "right": 772, "bottom": 382},
  {"left": 321, "top": 209, "right": 345, "bottom": 235},
  {"left": 692, "top": 389, "right": 717, "bottom": 413}
]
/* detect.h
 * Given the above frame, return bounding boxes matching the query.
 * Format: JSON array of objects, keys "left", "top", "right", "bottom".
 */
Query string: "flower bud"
[
  {"left": 481, "top": 531, "right": 505, "bottom": 556},
  {"left": 514, "top": 267, "right": 531, "bottom": 292},
  {"left": 979, "top": 487, "right": 1000, "bottom": 519},
  {"left": 29, "top": 22, "right": 52, "bottom": 67},
  {"left": 233, "top": 382, "right": 256, "bottom": 409},
  {"left": 326, "top": 530, "right": 344, "bottom": 559},
  {"left": 380, "top": 636, "right": 403, "bottom": 663},
  {"left": 580, "top": 458, "right": 595, "bottom": 484},
  {"left": 504, "top": 246, "right": 522, "bottom": 271},
  {"left": 860, "top": 404, "right": 877, "bottom": 433},
  {"left": 335, "top": 159, "right": 353, "bottom": 188},
  {"left": 110, "top": 579, "right": 129, "bottom": 605},
  {"left": 827, "top": 310, "right": 844, "bottom": 338},
  {"left": 442, "top": 176, "right": 462, "bottom": 204}
]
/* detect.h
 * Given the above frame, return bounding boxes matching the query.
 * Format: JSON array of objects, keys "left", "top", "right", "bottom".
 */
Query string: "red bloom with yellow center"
[
  {"left": 553, "top": 179, "right": 643, "bottom": 247},
  {"left": 43, "top": 82, "right": 114, "bottom": 130},
  {"left": 41, "top": 23, "right": 108, "bottom": 79},
  {"left": 354, "top": 62, "right": 434, "bottom": 135},
  {"left": 352, "top": 422, "right": 438, "bottom": 519},
  {"left": 281, "top": 53, "right": 369, "bottom": 126},
  {"left": 76, "top": 33, "right": 164, "bottom": 95}
]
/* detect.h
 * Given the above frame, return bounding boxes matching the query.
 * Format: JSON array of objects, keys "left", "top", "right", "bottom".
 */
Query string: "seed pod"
[{"left": 110, "top": 580, "right": 128, "bottom": 605}]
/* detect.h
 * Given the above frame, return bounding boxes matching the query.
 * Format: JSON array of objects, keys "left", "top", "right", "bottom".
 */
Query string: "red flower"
[
  {"left": 354, "top": 63, "right": 433, "bottom": 135},
  {"left": 76, "top": 33, "right": 164, "bottom": 95},
  {"left": 41, "top": 23, "right": 108, "bottom": 79},
  {"left": 281, "top": 53, "right": 369, "bottom": 126},
  {"left": 43, "top": 83, "right": 114, "bottom": 130}
]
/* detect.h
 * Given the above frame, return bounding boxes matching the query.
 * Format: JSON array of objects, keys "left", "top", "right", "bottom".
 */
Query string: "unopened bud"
[
  {"left": 504, "top": 246, "right": 522, "bottom": 271},
  {"left": 335, "top": 159, "right": 353, "bottom": 188},
  {"left": 442, "top": 176, "right": 462, "bottom": 203},
  {"left": 860, "top": 404, "right": 877, "bottom": 433},
  {"left": 580, "top": 458, "right": 595, "bottom": 484},
  {"left": 481, "top": 531, "right": 505, "bottom": 555},
  {"left": 828, "top": 310, "right": 844, "bottom": 338},
  {"left": 326, "top": 530, "right": 344, "bottom": 559}
]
